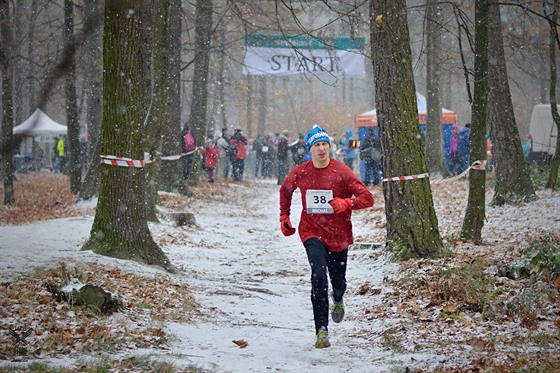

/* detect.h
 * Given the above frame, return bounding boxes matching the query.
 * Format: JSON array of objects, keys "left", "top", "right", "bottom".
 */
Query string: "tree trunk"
[
  {"left": 370, "top": 0, "right": 443, "bottom": 260},
  {"left": 64, "top": 0, "right": 81, "bottom": 193},
  {"left": 546, "top": 0, "right": 560, "bottom": 190},
  {"left": 425, "top": 0, "right": 449, "bottom": 177},
  {"left": 257, "top": 75, "right": 267, "bottom": 135},
  {"left": 27, "top": 0, "right": 38, "bottom": 111},
  {"left": 82, "top": 0, "right": 173, "bottom": 273},
  {"left": 159, "top": 0, "right": 184, "bottom": 193},
  {"left": 142, "top": 0, "right": 169, "bottom": 222},
  {"left": 487, "top": 1, "right": 536, "bottom": 205},
  {"left": 246, "top": 74, "right": 253, "bottom": 138},
  {"left": 78, "top": 2, "right": 103, "bottom": 201},
  {"left": 461, "top": 0, "right": 489, "bottom": 242},
  {"left": 12, "top": 1, "right": 26, "bottom": 123},
  {"left": 0, "top": 0, "right": 15, "bottom": 205},
  {"left": 218, "top": 24, "right": 228, "bottom": 132},
  {"left": 187, "top": 0, "right": 213, "bottom": 184}
]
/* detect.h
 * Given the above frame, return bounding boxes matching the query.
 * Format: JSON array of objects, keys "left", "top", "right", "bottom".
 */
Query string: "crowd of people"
[
  {"left": 181, "top": 126, "right": 321, "bottom": 184},
  {"left": 178, "top": 119, "right": 531, "bottom": 185}
]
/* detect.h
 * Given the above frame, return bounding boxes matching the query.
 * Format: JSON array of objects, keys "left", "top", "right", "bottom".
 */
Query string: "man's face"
[{"left": 310, "top": 141, "right": 330, "bottom": 163}]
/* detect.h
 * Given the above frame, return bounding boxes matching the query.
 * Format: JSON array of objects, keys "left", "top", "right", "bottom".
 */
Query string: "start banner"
[{"left": 243, "top": 34, "right": 365, "bottom": 77}]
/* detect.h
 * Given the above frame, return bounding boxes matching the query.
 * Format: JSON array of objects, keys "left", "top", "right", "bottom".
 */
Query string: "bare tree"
[
  {"left": 487, "top": 0, "right": 536, "bottom": 205},
  {"left": 545, "top": 0, "right": 560, "bottom": 190},
  {"left": 461, "top": 0, "right": 489, "bottom": 242},
  {"left": 64, "top": 0, "right": 81, "bottom": 193},
  {"left": 425, "top": 0, "right": 449, "bottom": 177},
  {"left": 370, "top": 0, "right": 443, "bottom": 259},
  {"left": 0, "top": 0, "right": 15, "bottom": 204},
  {"left": 159, "top": 0, "right": 185, "bottom": 193},
  {"left": 78, "top": 2, "right": 104, "bottom": 201},
  {"left": 186, "top": 0, "right": 213, "bottom": 185}
]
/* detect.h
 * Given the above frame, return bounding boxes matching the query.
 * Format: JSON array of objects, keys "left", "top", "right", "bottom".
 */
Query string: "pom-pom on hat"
[{"left": 306, "top": 125, "right": 330, "bottom": 149}]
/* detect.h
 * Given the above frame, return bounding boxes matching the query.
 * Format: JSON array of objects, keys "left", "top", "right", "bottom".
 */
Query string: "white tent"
[
  {"left": 13, "top": 109, "right": 67, "bottom": 171},
  {"left": 529, "top": 104, "right": 557, "bottom": 155},
  {"left": 13, "top": 109, "right": 67, "bottom": 137}
]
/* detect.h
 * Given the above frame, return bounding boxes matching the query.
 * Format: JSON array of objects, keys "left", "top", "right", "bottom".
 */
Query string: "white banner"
[{"left": 243, "top": 34, "right": 365, "bottom": 77}]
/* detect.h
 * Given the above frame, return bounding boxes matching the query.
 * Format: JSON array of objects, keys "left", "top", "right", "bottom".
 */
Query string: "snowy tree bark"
[
  {"left": 487, "top": 1, "right": 536, "bottom": 205},
  {"left": 425, "top": 0, "right": 449, "bottom": 177},
  {"left": 0, "top": 0, "right": 15, "bottom": 205},
  {"left": 143, "top": 0, "right": 169, "bottom": 222},
  {"left": 186, "top": 0, "right": 213, "bottom": 184},
  {"left": 461, "top": 0, "right": 489, "bottom": 242},
  {"left": 370, "top": 0, "right": 444, "bottom": 259},
  {"left": 159, "top": 0, "right": 184, "bottom": 193},
  {"left": 64, "top": 0, "right": 81, "bottom": 193},
  {"left": 546, "top": 0, "right": 560, "bottom": 190},
  {"left": 78, "top": 2, "right": 103, "bottom": 201},
  {"left": 82, "top": 0, "right": 173, "bottom": 272}
]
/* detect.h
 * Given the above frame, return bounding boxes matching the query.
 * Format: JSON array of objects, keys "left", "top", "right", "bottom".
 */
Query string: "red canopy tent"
[{"left": 355, "top": 92, "right": 457, "bottom": 127}]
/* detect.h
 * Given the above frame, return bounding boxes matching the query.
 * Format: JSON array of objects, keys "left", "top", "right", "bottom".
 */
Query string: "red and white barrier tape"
[
  {"left": 382, "top": 160, "right": 487, "bottom": 184},
  {"left": 100, "top": 153, "right": 154, "bottom": 168},
  {"left": 101, "top": 149, "right": 198, "bottom": 167},
  {"left": 382, "top": 172, "right": 429, "bottom": 183},
  {"left": 430, "top": 160, "right": 486, "bottom": 184},
  {"left": 160, "top": 149, "right": 197, "bottom": 160}
]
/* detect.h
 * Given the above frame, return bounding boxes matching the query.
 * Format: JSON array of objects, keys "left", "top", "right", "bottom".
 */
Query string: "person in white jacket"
[{"left": 216, "top": 128, "right": 231, "bottom": 179}]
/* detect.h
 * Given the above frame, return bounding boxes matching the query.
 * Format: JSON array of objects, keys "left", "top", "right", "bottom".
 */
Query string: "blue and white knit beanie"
[{"left": 306, "top": 125, "right": 330, "bottom": 150}]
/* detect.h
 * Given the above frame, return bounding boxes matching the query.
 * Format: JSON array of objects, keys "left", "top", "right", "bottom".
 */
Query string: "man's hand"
[
  {"left": 280, "top": 215, "right": 296, "bottom": 236},
  {"left": 329, "top": 198, "right": 353, "bottom": 214}
]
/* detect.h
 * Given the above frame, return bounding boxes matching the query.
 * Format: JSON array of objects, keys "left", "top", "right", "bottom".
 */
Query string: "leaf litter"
[{"left": 0, "top": 172, "right": 559, "bottom": 372}]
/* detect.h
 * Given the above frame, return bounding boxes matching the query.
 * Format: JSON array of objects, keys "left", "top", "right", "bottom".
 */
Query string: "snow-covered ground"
[{"left": 1, "top": 177, "right": 559, "bottom": 372}]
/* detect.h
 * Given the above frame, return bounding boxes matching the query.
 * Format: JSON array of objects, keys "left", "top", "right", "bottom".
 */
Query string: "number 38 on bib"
[{"left": 306, "top": 190, "right": 334, "bottom": 214}]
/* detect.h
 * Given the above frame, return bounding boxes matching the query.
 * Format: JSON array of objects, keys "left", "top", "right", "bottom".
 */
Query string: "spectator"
[
  {"left": 486, "top": 134, "right": 494, "bottom": 172},
  {"left": 252, "top": 134, "right": 264, "bottom": 177},
  {"left": 339, "top": 129, "right": 357, "bottom": 170},
  {"left": 448, "top": 125, "right": 461, "bottom": 175},
  {"left": 217, "top": 128, "right": 231, "bottom": 179},
  {"left": 203, "top": 138, "right": 219, "bottom": 183},
  {"left": 360, "top": 127, "right": 382, "bottom": 186},
  {"left": 277, "top": 130, "right": 290, "bottom": 185},
  {"left": 290, "top": 134, "right": 307, "bottom": 166},
  {"left": 180, "top": 125, "right": 196, "bottom": 180},
  {"left": 230, "top": 129, "right": 248, "bottom": 182},
  {"left": 260, "top": 136, "right": 275, "bottom": 178},
  {"left": 457, "top": 123, "right": 471, "bottom": 173},
  {"left": 54, "top": 136, "right": 67, "bottom": 173},
  {"left": 523, "top": 132, "right": 533, "bottom": 163}
]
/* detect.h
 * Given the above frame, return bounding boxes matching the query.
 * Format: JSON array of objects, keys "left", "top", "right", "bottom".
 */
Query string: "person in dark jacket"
[
  {"left": 457, "top": 123, "right": 471, "bottom": 173},
  {"left": 277, "top": 130, "right": 290, "bottom": 185},
  {"left": 360, "top": 126, "right": 382, "bottom": 185},
  {"left": 290, "top": 134, "right": 307, "bottom": 166},
  {"left": 252, "top": 134, "right": 264, "bottom": 177}
]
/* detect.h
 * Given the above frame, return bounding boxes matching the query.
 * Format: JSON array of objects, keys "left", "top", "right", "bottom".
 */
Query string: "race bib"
[{"left": 306, "top": 189, "right": 334, "bottom": 214}]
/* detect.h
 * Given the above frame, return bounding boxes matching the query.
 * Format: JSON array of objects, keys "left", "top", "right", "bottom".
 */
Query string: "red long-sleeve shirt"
[{"left": 279, "top": 158, "right": 374, "bottom": 252}]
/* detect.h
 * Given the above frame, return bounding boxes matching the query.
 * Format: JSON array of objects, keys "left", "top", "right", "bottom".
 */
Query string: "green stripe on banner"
[{"left": 245, "top": 34, "right": 365, "bottom": 51}]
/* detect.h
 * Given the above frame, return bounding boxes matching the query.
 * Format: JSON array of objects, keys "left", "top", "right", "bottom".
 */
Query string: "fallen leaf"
[{"left": 232, "top": 339, "right": 248, "bottom": 348}]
